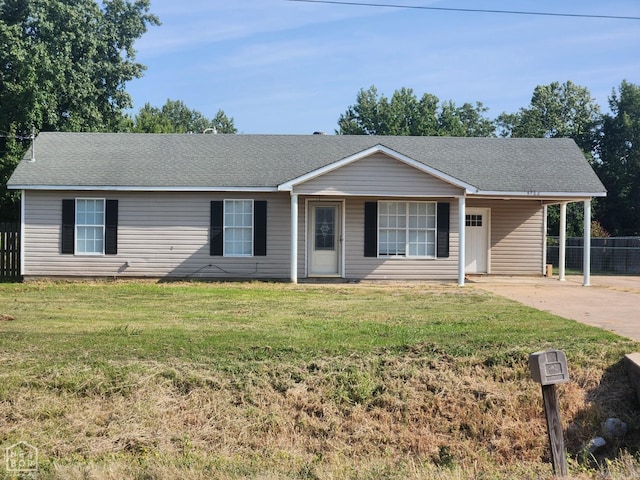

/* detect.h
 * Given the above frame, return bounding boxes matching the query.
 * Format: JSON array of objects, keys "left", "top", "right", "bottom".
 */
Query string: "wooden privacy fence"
[
  {"left": 547, "top": 236, "right": 640, "bottom": 274},
  {"left": 0, "top": 222, "right": 20, "bottom": 280}
]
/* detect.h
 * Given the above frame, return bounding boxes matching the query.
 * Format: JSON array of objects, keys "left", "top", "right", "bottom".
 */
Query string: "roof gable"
[
  {"left": 277, "top": 144, "right": 476, "bottom": 193},
  {"left": 284, "top": 150, "right": 466, "bottom": 197}
]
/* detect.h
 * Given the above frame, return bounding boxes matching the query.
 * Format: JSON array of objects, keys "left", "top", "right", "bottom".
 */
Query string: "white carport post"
[
  {"left": 583, "top": 199, "right": 591, "bottom": 287},
  {"left": 290, "top": 193, "right": 299, "bottom": 284},
  {"left": 20, "top": 190, "right": 25, "bottom": 277},
  {"left": 558, "top": 202, "right": 567, "bottom": 281},
  {"left": 542, "top": 205, "right": 548, "bottom": 275},
  {"left": 458, "top": 196, "right": 466, "bottom": 286}
]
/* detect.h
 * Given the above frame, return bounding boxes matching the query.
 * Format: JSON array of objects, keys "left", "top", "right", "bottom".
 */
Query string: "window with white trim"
[
  {"left": 76, "top": 198, "right": 105, "bottom": 255},
  {"left": 378, "top": 201, "right": 436, "bottom": 257},
  {"left": 224, "top": 199, "right": 254, "bottom": 256}
]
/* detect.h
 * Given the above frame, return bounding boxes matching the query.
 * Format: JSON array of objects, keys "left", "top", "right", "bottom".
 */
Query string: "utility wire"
[
  {"left": 0, "top": 134, "right": 31, "bottom": 140},
  {"left": 0, "top": 128, "right": 36, "bottom": 141},
  {"left": 286, "top": 0, "right": 640, "bottom": 21}
]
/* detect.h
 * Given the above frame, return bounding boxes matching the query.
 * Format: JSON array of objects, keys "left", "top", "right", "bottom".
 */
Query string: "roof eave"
[
  {"left": 470, "top": 190, "right": 607, "bottom": 199},
  {"left": 8, "top": 185, "right": 280, "bottom": 193}
]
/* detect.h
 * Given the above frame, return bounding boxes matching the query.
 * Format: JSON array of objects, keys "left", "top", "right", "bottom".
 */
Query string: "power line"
[
  {"left": 0, "top": 132, "right": 33, "bottom": 141},
  {"left": 0, "top": 134, "right": 29, "bottom": 140},
  {"left": 285, "top": 0, "right": 640, "bottom": 21}
]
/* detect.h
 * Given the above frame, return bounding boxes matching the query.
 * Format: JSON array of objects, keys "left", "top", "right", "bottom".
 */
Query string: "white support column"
[
  {"left": 558, "top": 202, "right": 567, "bottom": 281},
  {"left": 20, "top": 190, "right": 25, "bottom": 277},
  {"left": 583, "top": 199, "right": 591, "bottom": 287},
  {"left": 542, "top": 204, "right": 548, "bottom": 275},
  {"left": 458, "top": 196, "right": 466, "bottom": 286},
  {"left": 290, "top": 193, "right": 298, "bottom": 283}
]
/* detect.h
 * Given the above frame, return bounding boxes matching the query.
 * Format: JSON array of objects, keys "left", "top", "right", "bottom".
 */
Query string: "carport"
[{"left": 544, "top": 200, "right": 595, "bottom": 286}]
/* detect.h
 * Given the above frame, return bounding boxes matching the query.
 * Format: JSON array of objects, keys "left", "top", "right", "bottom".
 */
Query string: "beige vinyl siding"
[
  {"left": 294, "top": 153, "right": 463, "bottom": 197},
  {"left": 23, "top": 190, "right": 292, "bottom": 279},
  {"left": 296, "top": 198, "right": 306, "bottom": 279},
  {"left": 23, "top": 191, "right": 544, "bottom": 281},
  {"left": 299, "top": 196, "right": 459, "bottom": 281},
  {"left": 468, "top": 199, "right": 544, "bottom": 275}
]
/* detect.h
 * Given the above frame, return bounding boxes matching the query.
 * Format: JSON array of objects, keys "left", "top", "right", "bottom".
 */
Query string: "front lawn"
[{"left": 1, "top": 281, "right": 638, "bottom": 479}]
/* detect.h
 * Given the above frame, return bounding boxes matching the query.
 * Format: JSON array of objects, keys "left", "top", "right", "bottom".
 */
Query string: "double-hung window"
[
  {"left": 224, "top": 200, "right": 254, "bottom": 256},
  {"left": 378, "top": 201, "right": 436, "bottom": 257},
  {"left": 76, "top": 198, "right": 105, "bottom": 255},
  {"left": 210, "top": 200, "right": 267, "bottom": 257}
]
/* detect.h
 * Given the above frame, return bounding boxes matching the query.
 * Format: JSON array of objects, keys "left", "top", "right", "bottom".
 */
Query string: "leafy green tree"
[
  {"left": 129, "top": 100, "right": 237, "bottom": 134},
  {"left": 497, "top": 81, "right": 600, "bottom": 155},
  {"left": 594, "top": 81, "right": 640, "bottom": 236},
  {"left": 497, "top": 81, "right": 602, "bottom": 237},
  {"left": 337, "top": 86, "right": 494, "bottom": 136},
  {"left": 212, "top": 109, "right": 237, "bottom": 135},
  {"left": 438, "top": 100, "right": 495, "bottom": 137},
  {"left": 128, "top": 104, "right": 172, "bottom": 133},
  {"left": 0, "top": 0, "right": 159, "bottom": 220}
]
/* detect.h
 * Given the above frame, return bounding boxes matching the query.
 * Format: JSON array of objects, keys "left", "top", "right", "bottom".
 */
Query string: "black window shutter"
[
  {"left": 364, "top": 202, "right": 378, "bottom": 257},
  {"left": 61, "top": 199, "right": 75, "bottom": 254},
  {"left": 210, "top": 201, "right": 224, "bottom": 256},
  {"left": 105, "top": 200, "right": 118, "bottom": 255},
  {"left": 436, "top": 202, "right": 450, "bottom": 258},
  {"left": 253, "top": 200, "right": 267, "bottom": 256}
]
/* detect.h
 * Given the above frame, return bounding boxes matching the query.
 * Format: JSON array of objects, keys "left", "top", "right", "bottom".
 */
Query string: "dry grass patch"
[{"left": 1, "top": 281, "right": 639, "bottom": 479}]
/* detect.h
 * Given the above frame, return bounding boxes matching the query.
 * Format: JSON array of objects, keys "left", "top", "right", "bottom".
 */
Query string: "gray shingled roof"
[{"left": 8, "top": 132, "right": 606, "bottom": 195}]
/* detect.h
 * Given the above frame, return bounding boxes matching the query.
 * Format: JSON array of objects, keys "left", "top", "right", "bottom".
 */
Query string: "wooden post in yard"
[
  {"left": 541, "top": 383, "right": 567, "bottom": 477},
  {"left": 529, "top": 350, "right": 570, "bottom": 478}
]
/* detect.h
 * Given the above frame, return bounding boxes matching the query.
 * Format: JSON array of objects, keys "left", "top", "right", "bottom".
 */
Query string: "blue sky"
[{"left": 126, "top": 0, "right": 640, "bottom": 134}]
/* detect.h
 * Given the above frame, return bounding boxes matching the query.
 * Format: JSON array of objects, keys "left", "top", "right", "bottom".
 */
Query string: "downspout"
[
  {"left": 458, "top": 196, "right": 466, "bottom": 286},
  {"left": 558, "top": 202, "right": 567, "bottom": 281},
  {"left": 583, "top": 199, "right": 591, "bottom": 286},
  {"left": 290, "top": 193, "right": 298, "bottom": 283}
]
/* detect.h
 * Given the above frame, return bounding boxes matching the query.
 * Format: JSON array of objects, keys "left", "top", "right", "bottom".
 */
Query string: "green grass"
[
  {"left": 0, "top": 281, "right": 626, "bottom": 363},
  {"left": 1, "top": 280, "right": 639, "bottom": 479}
]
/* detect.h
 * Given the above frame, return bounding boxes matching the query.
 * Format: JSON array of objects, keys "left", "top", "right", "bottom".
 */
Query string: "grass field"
[{"left": 1, "top": 280, "right": 639, "bottom": 479}]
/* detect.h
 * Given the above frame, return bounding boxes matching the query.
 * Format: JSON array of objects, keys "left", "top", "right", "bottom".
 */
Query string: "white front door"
[
  {"left": 308, "top": 202, "right": 342, "bottom": 276},
  {"left": 465, "top": 208, "right": 490, "bottom": 274}
]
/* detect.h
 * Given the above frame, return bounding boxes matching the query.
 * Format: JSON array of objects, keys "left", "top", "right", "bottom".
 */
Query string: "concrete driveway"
[{"left": 469, "top": 275, "right": 640, "bottom": 341}]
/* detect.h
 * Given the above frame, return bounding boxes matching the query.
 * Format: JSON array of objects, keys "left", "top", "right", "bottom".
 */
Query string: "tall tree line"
[
  {"left": 594, "top": 81, "right": 640, "bottom": 236},
  {"left": 337, "top": 82, "right": 640, "bottom": 237},
  {"left": 0, "top": 0, "right": 234, "bottom": 221},
  {"left": 337, "top": 86, "right": 495, "bottom": 137},
  {"left": 0, "top": 0, "right": 160, "bottom": 221},
  {"left": 124, "top": 99, "right": 237, "bottom": 134}
]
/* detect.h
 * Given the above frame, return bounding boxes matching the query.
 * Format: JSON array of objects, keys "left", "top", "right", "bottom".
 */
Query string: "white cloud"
[
  {"left": 128, "top": 0, "right": 640, "bottom": 133},
  {"left": 137, "top": 0, "right": 389, "bottom": 57}
]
